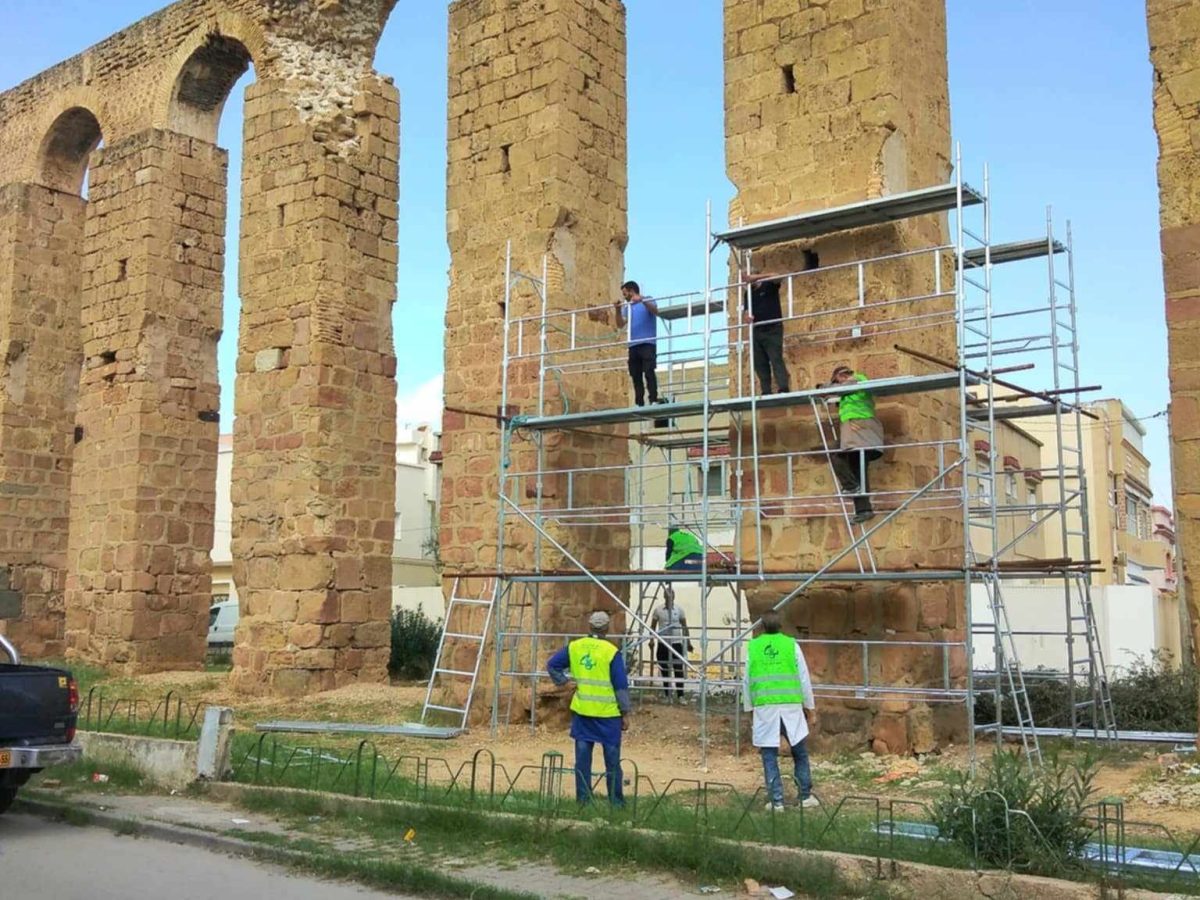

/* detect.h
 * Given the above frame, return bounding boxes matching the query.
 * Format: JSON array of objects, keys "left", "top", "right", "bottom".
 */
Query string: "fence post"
[{"left": 196, "top": 706, "right": 234, "bottom": 781}]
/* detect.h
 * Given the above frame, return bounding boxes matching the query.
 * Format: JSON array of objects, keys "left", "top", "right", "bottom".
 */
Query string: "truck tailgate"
[{"left": 0, "top": 665, "right": 75, "bottom": 746}]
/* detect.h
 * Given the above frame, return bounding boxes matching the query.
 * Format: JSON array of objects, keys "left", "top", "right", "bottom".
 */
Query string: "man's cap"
[
  {"left": 588, "top": 611, "right": 611, "bottom": 629},
  {"left": 831, "top": 364, "right": 853, "bottom": 380}
]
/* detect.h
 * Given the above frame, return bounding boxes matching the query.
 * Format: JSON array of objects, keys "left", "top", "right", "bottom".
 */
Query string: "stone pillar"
[
  {"left": 442, "top": 0, "right": 629, "bottom": 718},
  {"left": 1149, "top": 0, "right": 1200, "bottom": 685},
  {"left": 724, "top": 0, "right": 963, "bottom": 752},
  {"left": 63, "top": 130, "right": 223, "bottom": 672},
  {"left": 229, "top": 76, "right": 398, "bottom": 696},
  {"left": 0, "top": 183, "right": 85, "bottom": 658}
]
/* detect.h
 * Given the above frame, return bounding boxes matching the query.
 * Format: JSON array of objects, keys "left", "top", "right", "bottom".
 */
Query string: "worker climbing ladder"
[{"left": 811, "top": 394, "right": 878, "bottom": 574}]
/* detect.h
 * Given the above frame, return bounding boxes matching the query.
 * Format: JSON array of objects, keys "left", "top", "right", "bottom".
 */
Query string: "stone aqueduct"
[{"left": 0, "top": 0, "right": 1196, "bottom": 736}]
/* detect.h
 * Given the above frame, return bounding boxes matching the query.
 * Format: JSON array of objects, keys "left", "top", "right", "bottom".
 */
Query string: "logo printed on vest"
[
  {"left": 763, "top": 644, "right": 779, "bottom": 659},
  {"left": 581, "top": 652, "right": 596, "bottom": 671}
]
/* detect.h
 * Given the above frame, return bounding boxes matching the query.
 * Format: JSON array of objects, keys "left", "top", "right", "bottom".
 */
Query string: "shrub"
[
  {"left": 1107, "top": 652, "right": 1197, "bottom": 732},
  {"left": 389, "top": 606, "right": 442, "bottom": 681},
  {"left": 932, "top": 748, "right": 1098, "bottom": 872},
  {"left": 974, "top": 652, "right": 1198, "bottom": 734}
]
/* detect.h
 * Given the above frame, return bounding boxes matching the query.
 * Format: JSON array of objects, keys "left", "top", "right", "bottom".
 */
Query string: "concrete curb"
[{"left": 14, "top": 794, "right": 305, "bottom": 870}]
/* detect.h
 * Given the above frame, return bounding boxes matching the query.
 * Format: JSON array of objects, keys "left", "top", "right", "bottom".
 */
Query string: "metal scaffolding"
[{"left": 424, "top": 148, "right": 1111, "bottom": 768}]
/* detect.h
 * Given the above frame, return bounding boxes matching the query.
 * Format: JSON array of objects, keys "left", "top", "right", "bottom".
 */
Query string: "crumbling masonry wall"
[
  {"left": 228, "top": 74, "right": 399, "bottom": 695},
  {"left": 441, "top": 0, "right": 629, "bottom": 719},
  {"left": 725, "top": 0, "right": 965, "bottom": 753},
  {"left": 0, "top": 0, "right": 399, "bottom": 686},
  {"left": 1148, "top": 0, "right": 1200, "bottom": 681},
  {"left": 0, "top": 184, "right": 86, "bottom": 658}
]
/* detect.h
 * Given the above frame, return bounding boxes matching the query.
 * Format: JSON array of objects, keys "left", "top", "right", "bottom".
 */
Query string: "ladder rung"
[
  {"left": 434, "top": 667, "right": 475, "bottom": 678},
  {"left": 424, "top": 703, "right": 467, "bottom": 714},
  {"left": 444, "top": 632, "right": 483, "bottom": 640},
  {"left": 451, "top": 598, "right": 493, "bottom": 606}
]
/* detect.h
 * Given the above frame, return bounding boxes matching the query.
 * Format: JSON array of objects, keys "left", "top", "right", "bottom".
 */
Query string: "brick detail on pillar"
[
  {"left": 441, "top": 0, "right": 630, "bottom": 719},
  {"left": 724, "top": 0, "right": 963, "bottom": 753},
  {"left": 228, "top": 76, "right": 399, "bottom": 697},
  {"left": 0, "top": 183, "right": 85, "bottom": 657},
  {"left": 1148, "top": 0, "right": 1200, "bottom": 675},
  {"left": 64, "top": 129, "right": 223, "bottom": 673}
]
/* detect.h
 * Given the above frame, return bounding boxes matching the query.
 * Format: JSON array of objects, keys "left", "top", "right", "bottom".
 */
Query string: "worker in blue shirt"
[
  {"left": 613, "top": 280, "right": 660, "bottom": 407},
  {"left": 547, "top": 610, "right": 631, "bottom": 805}
]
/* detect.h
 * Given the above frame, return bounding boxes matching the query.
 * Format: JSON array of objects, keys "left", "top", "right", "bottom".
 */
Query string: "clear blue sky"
[{"left": 0, "top": 1, "right": 1171, "bottom": 501}]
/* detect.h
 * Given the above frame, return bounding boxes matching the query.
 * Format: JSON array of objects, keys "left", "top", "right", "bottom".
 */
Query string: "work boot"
[{"left": 852, "top": 497, "right": 874, "bottom": 525}]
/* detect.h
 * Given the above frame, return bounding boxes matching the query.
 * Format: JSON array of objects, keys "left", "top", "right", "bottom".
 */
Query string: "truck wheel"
[{"left": 0, "top": 787, "right": 18, "bottom": 815}]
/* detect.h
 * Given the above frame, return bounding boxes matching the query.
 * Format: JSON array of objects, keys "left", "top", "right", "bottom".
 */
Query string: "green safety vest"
[
  {"left": 665, "top": 529, "right": 704, "bottom": 568},
  {"left": 839, "top": 372, "right": 875, "bottom": 423},
  {"left": 747, "top": 632, "right": 806, "bottom": 707},
  {"left": 568, "top": 636, "right": 621, "bottom": 718}
]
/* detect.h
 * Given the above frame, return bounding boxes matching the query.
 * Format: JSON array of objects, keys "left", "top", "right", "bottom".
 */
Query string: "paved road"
[{"left": 0, "top": 813, "right": 412, "bottom": 899}]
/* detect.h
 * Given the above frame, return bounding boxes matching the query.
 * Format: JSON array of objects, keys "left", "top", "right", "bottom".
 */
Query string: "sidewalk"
[{"left": 17, "top": 785, "right": 732, "bottom": 900}]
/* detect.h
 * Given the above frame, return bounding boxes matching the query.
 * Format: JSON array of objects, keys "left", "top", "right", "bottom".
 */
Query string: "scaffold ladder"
[
  {"left": 981, "top": 574, "right": 1043, "bottom": 765},
  {"left": 496, "top": 581, "right": 535, "bottom": 727},
  {"left": 1068, "top": 573, "right": 1117, "bottom": 740},
  {"left": 421, "top": 577, "right": 497, "bottom": 730}
]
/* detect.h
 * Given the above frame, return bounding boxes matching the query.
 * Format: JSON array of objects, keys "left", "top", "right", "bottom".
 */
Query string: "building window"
[
  {"left": 976, "top": 472, "right": 992, "bottom": 504},
  {"left": 698, "top": 462, "right": 726, "bottom": 498},
  {"left": 1005, "top": 472, "right": 1017, "bottom": 501},
  {"left": 1028, "top": 486, "right": 1038, "bottom": 522}
]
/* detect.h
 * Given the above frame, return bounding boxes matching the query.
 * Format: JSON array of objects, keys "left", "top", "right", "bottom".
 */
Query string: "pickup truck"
[{"left": 0, "top": 633, "right": 82, "bottom": 813}]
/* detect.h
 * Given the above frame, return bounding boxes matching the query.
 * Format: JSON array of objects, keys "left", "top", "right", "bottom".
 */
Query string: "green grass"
[
  {"left": 231, "top": 786, "right": 880, "bottom": 898},
  {"left": 227, "top": 829, "right": 327, "bottom": 854},
  {"left": 30, "top": 755, "right": 159, "bottom": 794},
  {"left": 228, "top": 731, "right": 964, "bottom": 867}
]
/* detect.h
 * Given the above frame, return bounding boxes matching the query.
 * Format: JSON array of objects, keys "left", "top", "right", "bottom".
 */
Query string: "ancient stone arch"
[
  {"left": 1, "top": 0, "right": 401, "bottom": 695},
  {"left": 38, "top": 107, "right": 105, "bottom": 195}
]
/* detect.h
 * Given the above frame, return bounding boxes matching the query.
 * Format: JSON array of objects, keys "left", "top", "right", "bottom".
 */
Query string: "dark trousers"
[
  {"left": 656, "top": 639, "right": 686, "bottom": 699},
  {"left": 831, "top": 449, "right": 882, "bottom": 514},
  {"left": 574, "top": 738, "right": 624, "bottom": 805},
  {"left": 751, "top": 324, "right": 789, "bottom": 394},
  {"left": 627, "top": 343, "right": 658, "bottom": 405}
]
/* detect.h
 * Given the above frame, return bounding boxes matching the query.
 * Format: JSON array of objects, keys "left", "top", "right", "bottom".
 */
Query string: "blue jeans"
[
  {"left": 574, "top": 738, "right": 624, "bottom": 805},
  {"left": 760, "top": 736, "right": 812, "bottom": 804}
]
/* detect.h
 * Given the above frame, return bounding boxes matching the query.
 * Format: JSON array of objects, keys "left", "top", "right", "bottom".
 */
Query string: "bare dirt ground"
[{"left": 87, "top": 668, "right": 1200, "bottom": 838}]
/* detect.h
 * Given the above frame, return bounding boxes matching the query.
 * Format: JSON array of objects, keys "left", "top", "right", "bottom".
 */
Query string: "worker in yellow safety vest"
[
  {"left": 547, "top": 610, "right": 630, "bottom": 805},
  {"left": 828, "top": 364, "right": 885, "bottom": 524},
  {"left": 744, "top": 610, "right": 819, "bottom": 812}
]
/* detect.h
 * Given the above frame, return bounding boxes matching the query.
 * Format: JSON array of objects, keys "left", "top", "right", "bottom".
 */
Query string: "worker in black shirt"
[{"left": 743, "top": 271, "right": 791, "bottom": 394}]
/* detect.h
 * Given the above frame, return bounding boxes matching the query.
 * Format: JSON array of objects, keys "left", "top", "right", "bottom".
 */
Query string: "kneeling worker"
[
  {"left": 745, "top": 610, "right": 818, "bottom": 811},
  {"left": 828, "top": 364, "right": 884, "bottom": 524},
  {"left": 665, "top": 525, "right": 705, "bottom": 571},
  {"left": 547, "top": 611, "right": 629, "bottom": 805}
]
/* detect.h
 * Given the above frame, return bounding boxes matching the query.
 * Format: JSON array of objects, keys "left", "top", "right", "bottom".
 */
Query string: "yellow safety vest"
[
  {"left": 747, "top": 632, "right": 806, "bottom": 707},
  {"left": 568, "top": 637, "right": 621, "bottom": 718}
]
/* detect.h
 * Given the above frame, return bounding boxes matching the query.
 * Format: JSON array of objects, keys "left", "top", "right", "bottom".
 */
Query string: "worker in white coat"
[{"left": 743, "top": 609, "right": 819, "bottom": 811}]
